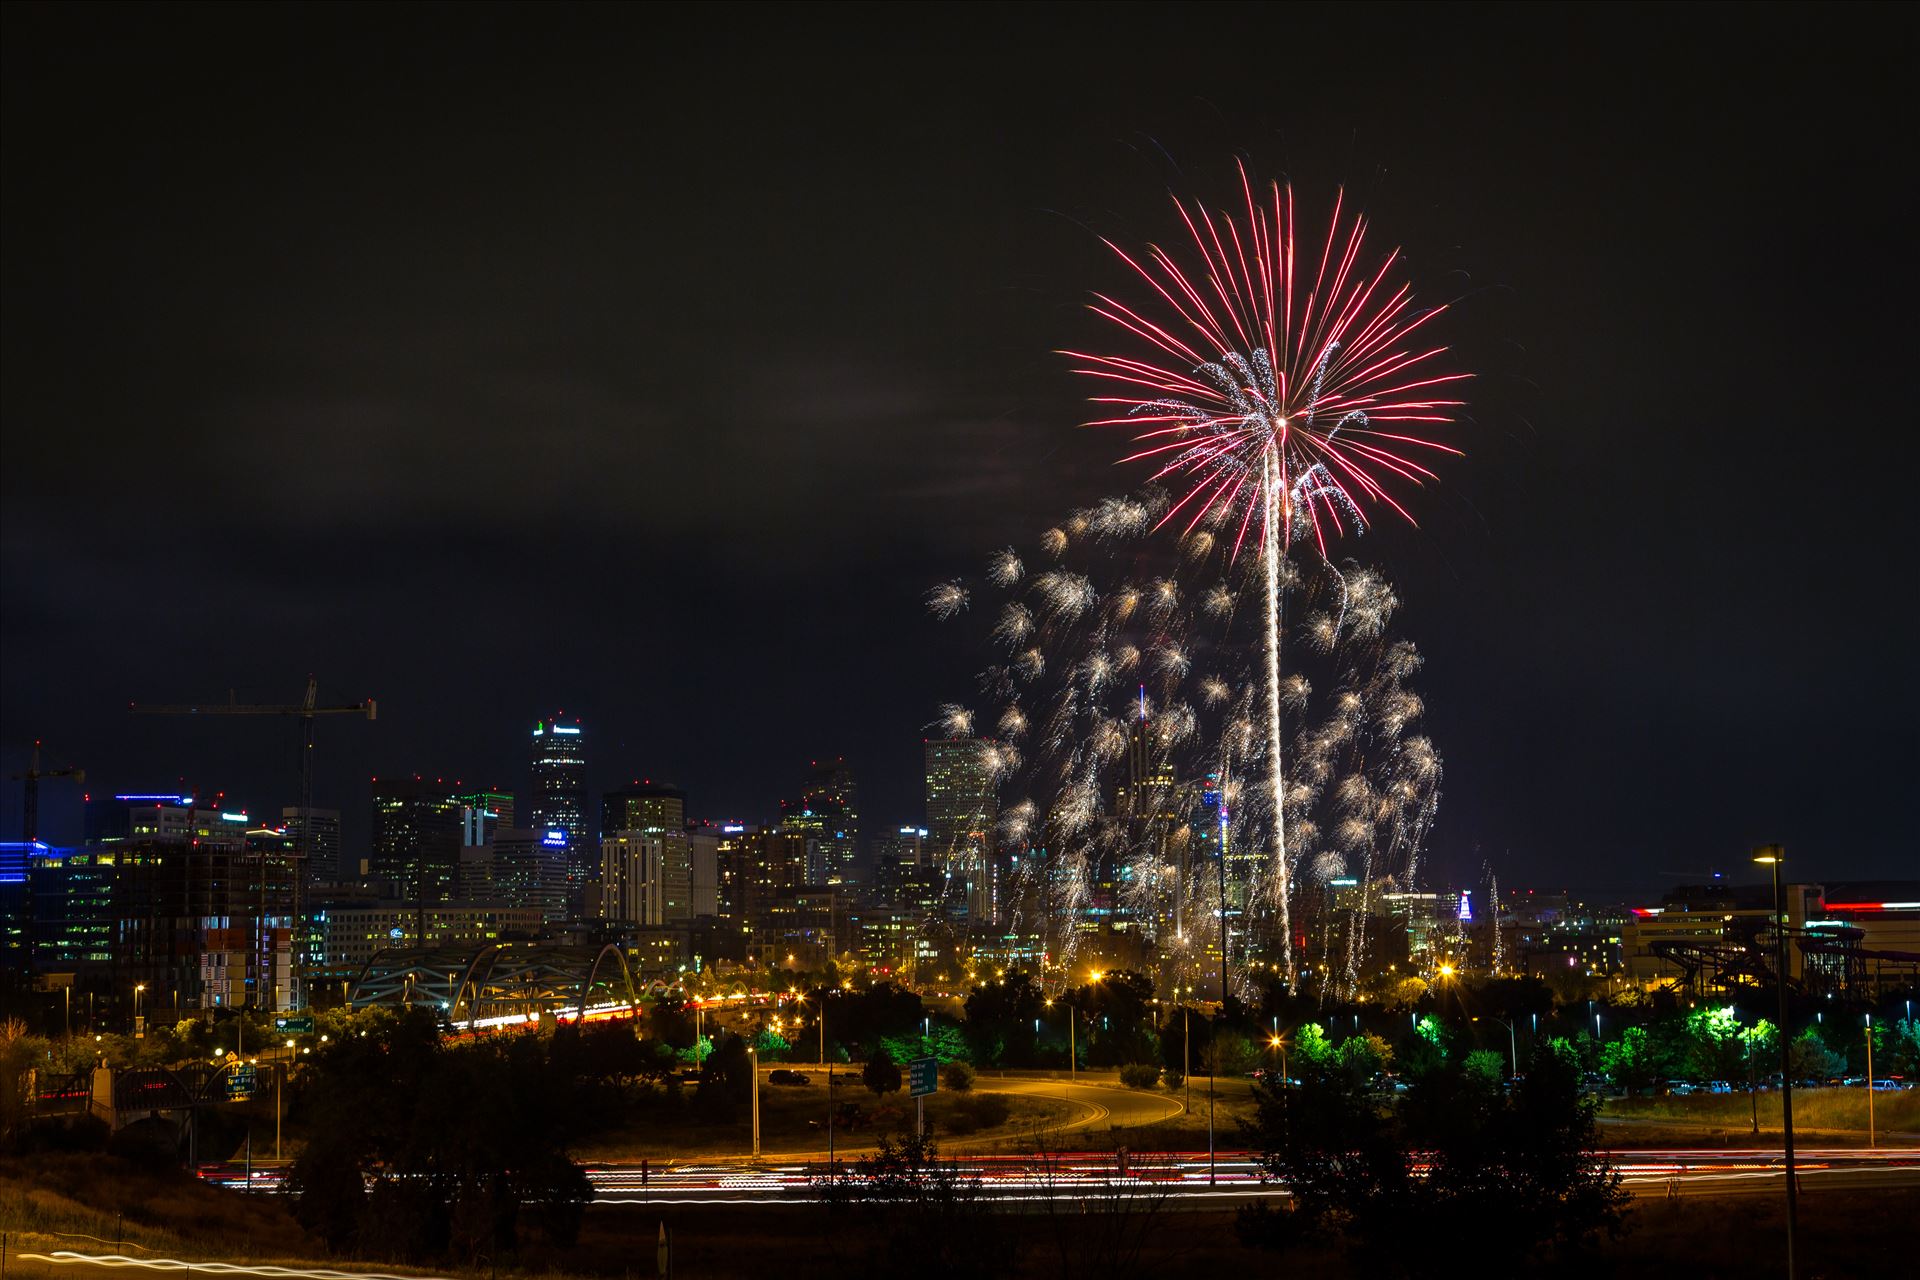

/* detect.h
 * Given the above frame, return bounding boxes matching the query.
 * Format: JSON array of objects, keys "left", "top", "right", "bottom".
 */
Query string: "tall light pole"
[
  {"left": 749, "top": 1047, "right": 760, "bottom": 1159},
  {"left": 1483, "top": 1017, "right": 1518, "bottom": 1077},
  {"left": 1755, "top": 845, "right": 1797, "bottom": 1280},
  {"left": 133, "top": 983, "right": 146, "bottom": 1037},
  {"left": 1864, "top": 1012, "right": 1875, "bottom": 1149}
]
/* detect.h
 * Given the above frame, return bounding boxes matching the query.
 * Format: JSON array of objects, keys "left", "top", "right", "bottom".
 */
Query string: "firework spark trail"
[
  {"left": 1072, "top": 169, "right": 1465, "bottom": 984},
  {"left": 933, "top": 491, "right": 1441, "bottom": 998}
]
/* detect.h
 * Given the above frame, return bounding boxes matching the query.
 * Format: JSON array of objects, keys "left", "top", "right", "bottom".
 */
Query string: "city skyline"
[{"left": 5, "top": 9, "right": 1916, "bottom": 900}]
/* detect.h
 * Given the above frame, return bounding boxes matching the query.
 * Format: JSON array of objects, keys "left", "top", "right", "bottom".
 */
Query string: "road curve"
[{"left": 976, "top": 1074, "right": 1186, "bottom": 1141}]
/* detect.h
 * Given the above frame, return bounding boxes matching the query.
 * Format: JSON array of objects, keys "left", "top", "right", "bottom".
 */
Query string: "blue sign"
[{"left": 909, "top": 1056, "right": 939, "bottom": 1098}]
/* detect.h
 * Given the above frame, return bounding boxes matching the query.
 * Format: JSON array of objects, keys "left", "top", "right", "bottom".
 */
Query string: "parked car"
[
  {"left": 767, "top": 1068, "right": 811, "bottom": 1085},
  {"left": 1704, "top": 1080, "right": 1733, "bottom": 1095}
]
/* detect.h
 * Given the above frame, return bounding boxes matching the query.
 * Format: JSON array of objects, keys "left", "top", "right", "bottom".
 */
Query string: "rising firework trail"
[{"left": 1066, "top": 165, "right": 1467, "bottom": 982}]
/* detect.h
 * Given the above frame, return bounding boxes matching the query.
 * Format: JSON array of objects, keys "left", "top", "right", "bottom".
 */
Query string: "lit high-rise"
[
  {"left": 530, "top": 716, "right": 591, "bottom": 913},
  {"left": 924, "top": 738, "right": 999, "bottom": 922}
]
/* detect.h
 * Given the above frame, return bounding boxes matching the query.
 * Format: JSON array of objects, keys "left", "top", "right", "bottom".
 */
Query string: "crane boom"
[{"left": 131, "top": 701, "right": 376, "bottom": 717}]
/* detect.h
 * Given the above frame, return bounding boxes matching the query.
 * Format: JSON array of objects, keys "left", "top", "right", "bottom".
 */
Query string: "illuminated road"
[
  {"left": 976, "top": 1073, "right": 1189, "bottom": 1141},
  {"left": 581, "top": 1146, "right": 1920, "bottom": 1208},
  {"left": 190, "top": 1145, "right": 1920, "bottom": 1208}
]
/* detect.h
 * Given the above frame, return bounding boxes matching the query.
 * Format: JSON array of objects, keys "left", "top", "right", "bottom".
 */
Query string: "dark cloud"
[{"left": 3, "top": 5, "right": 1914, "bottom": 892}]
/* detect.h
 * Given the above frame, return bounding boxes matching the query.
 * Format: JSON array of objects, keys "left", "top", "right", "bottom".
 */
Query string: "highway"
[
  {"left": 978, "top": 1072, "right": 1189, "bottom": 1140},
  {"left": 582, "top": 1146, "right": 1920, "bottom": 1208}
]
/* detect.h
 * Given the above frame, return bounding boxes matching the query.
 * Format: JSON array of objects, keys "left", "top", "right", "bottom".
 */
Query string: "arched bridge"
[{"left": 349, "top": 941, "right": 641, "bottom": 1026}]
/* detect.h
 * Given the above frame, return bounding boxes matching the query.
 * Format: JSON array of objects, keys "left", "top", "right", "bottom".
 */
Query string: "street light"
[
  {"left": 1268, "top": 1033, "right": 1289, "bottom": 1085},
  {"left": 1755, "top": 844, "right": 1797, "bottom": 1280},
  {"left": 1864, "top": 1012, "right": 1875, "bottom": 1149},
  {"left": 133, "top": 983, "right": 146, "bottom": 1037},
  {"left": 749, "top": 1046, "right": 760, "bottom": 1158}
]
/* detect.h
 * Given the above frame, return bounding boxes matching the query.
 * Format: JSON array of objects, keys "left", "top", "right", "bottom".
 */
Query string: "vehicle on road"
[{"left": 768, "top": 1068, "right": 811, "bottom": 1085}]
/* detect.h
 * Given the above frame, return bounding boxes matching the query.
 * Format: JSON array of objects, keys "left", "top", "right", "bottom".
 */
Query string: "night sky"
[{"left": 4, "top": 6, "right": 1914, "bottom": 897}]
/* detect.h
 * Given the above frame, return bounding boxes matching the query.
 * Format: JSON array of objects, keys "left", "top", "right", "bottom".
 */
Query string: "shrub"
[
  {"left": 960, "top": 1091, "right": 1011, "bottom": 1129},
  {"left": 863, "top": 1047, "right": 903, "bottom": 1096},
  {"left": 1163, "top": 1069, "right": 1184, "bottom": 1092},
  {"left": 940, "top": 1060, "right": 976, "bottom": 1092},
  {"left": 1119, "top": 1062, "right": 1161, "bottom": 1090}
]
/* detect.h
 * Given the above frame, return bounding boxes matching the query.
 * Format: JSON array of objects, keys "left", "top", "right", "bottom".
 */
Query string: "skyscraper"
[
  {"left": 369, "top": 778, "right": 465, "bottom": 905},
  {"left": 282, "top": 806, "right": 343, "bottom": 883},
  {"left": 529, "top": 718, "right": 588, "bottom": 839},
  {"left": 530, "top": 717, "right": 591, "bottom": 913},
  {"left": 924, "top": 738, "right": 999, "bottom": 923},
  {"left": 779, "top": 758, "right": 857, "bottom": 885},
  {"left": 599, "top": 831, "right": 692, "bottom": 926},
  {"left": 459, "top": 788, "right": 516, "bottom": 830},
  {"left": 601, "top": 782, "right": 686, "bottom": 836}
]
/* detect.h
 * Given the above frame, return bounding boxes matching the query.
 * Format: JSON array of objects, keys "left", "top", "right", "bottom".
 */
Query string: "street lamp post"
[
  {"left": 749, "top": 1047, "right": 760, "bottom": 1158},
  {"left": 133, "top": 983, "right": 146, "bottom": 1037},
  {"left": 1755, "top": 845, "right": 1797, "bottom": 1280},
  {"left": 1865, "top": 1013, "right": 1875, "bottom": 1149}
]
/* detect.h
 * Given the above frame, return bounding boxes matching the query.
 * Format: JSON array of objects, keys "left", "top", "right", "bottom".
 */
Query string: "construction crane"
[
  {"left": 132, "top": 677, "right": 376, "bottom": 1008},
  {"left": 10, "top": 740, "right": 85, "bottom": 842}
]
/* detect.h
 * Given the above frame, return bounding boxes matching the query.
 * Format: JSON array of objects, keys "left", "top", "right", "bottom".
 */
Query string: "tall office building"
[
  {"left": 369, "top": 778, "right": 465, "bottom": 905},
  {"left": 529, "top": 718, "right": 589, "bottom": 840},
  {"left": 796, "top": 758, "right": 858, "bottom": 884},
  {"left": 871, "top": 825, "right": 928, "bottom": 867},
  {"left": 779, "top": 760, "right": 857, "bottom": 885},
  {"left": 600, "top": 831, "right": 692, "bottom": 926},
  {"left": 460, "top": 789, "right": 516, "bottom": 831},
  {"left": 282, "top": 807, "right": 343, "bottom": 883},
  {"left": 924, "top": 738, "right": 998, "bottom": 921},
  {"left": 530, "top": 717, "right": 591, "bottom": 912},
  {"left": 601, "top": 782, "right": 686, "bottom": 836},
  {"left": 491, "top": 827, "right": 570, "bottom": 922}
]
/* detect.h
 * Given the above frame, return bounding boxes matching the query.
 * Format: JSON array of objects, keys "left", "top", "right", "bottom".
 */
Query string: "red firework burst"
[{"left": 1063, "top": 164, "right": 1468, "bottom": 559}]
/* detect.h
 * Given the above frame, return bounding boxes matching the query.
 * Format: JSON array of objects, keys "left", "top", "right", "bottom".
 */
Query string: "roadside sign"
[
  {"left": 909, "top": 1056, "right": 938, "bottom": 1098},
  {"left": 275, "top": 1016, "right": 315, "bottom": 1034},
  {"left": 226, "top": 1064, "right": 259, "bottom": 1099}
]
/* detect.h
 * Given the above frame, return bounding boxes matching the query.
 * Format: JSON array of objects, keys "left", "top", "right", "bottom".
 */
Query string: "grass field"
[
  {"left": 1601, "top": 1086, "right": 1920, "bottom": 1145},
  {"left": 570, "top": 1074, "right": 1073, "bottom": 1161},
  {"left": 0, "top": 1150, "right": 314, "bottom": 1266}
]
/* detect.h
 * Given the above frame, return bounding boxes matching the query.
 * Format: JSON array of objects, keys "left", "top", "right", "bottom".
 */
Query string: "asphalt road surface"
[{"left": 583, "top": 1146, "right": 1920, "bottom": 1208}]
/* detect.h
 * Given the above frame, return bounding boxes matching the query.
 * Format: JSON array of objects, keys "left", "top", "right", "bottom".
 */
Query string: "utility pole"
[{"left": 1755, "top": 845, "right": 1797, "bottom": 1280}]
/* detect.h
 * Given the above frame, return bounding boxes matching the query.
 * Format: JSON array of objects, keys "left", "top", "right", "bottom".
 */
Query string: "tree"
[
  {"left": 1599, "top": 1025, "right": 1663, "bottom": 1095},
  {"left": 821, "top": 1133, "right": 1020, "bottom": 1277},
  {"left": 1674, "top": 1005, "right": 1750, "bottom": 1081},
  {"left": 863, "top": 1046, "right": 902, "bottom": 1096},
  {"left": 289, "top": 1011, "right": 590, "bottom": 1264},
  {"left": 1462, "top": 1049, "right": 1505, "bottom": 1084},
  {"left": 1336, "top": 1032, "right": 1394, "bottom": 1084},
  {"left": 1204, "top": 1030, "right": 1258, "bottom": 1077},
  {"left": 964, "top": 972, "right": 1044, "bottom": 1067},
  {"left": 1292, "top": 1022, "right": 1335, "bottom": 1069},
  {"left": 1240, "top": 1042, "right": 1627, "bottom": 1268},
  {"left": 694, "top": 1033, "right": 751, "bottom": 1120},
  {"left": 1786, "top": 1028, "right": 1845, "bottom": 1083}
]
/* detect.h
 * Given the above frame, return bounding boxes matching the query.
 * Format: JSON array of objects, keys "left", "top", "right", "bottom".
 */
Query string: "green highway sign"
[
  {"left": 226, "top": 1064, "right": 259, "bottom": 1099},
  {"left": 276, "top": 1016, "right": 315, "bottom": 1033},
  {"left": 909, "top": 1056, "right": 938, "bottom": 1098}
]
